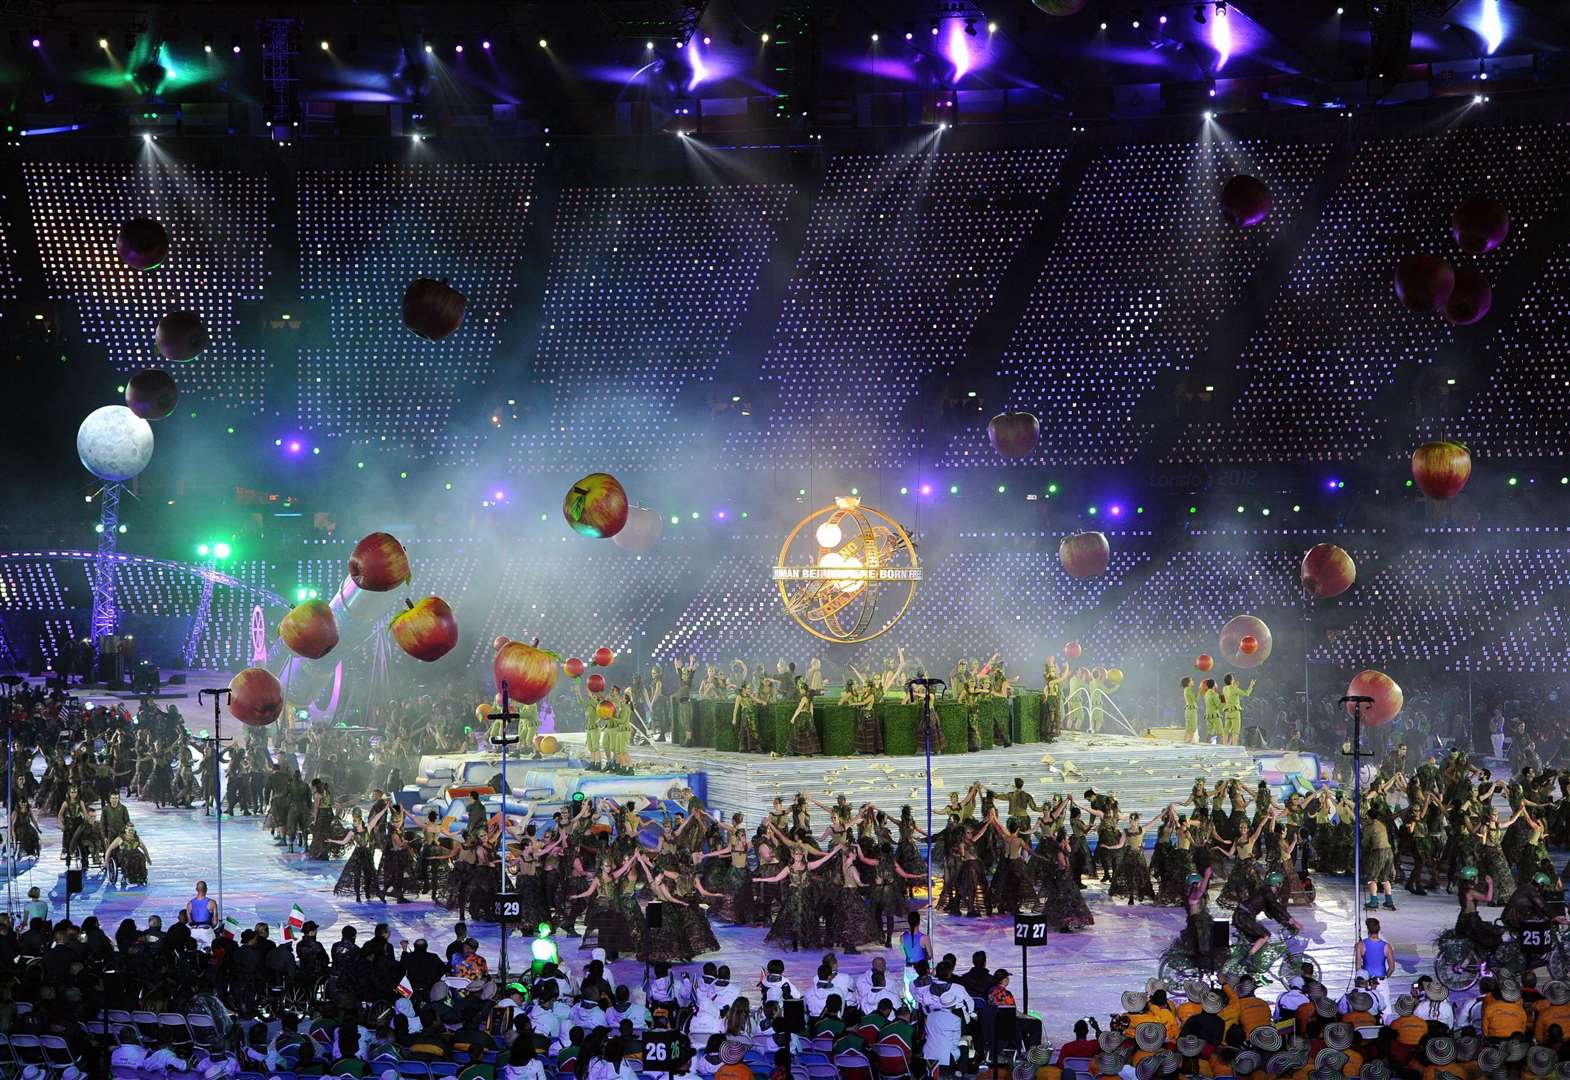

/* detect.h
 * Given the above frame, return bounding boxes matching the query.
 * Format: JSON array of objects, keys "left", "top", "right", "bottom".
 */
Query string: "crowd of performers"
[
  {"left": 18, "top": 679, "right": 1570, "bottom": 988},
  {"left": 659, "top": 650, "right": 1136, "bottom": 756}
]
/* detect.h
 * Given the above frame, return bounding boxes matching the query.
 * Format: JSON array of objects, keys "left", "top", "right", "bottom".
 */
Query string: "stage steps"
[{"left": 629, "top": 732, "right": 1258, "bottom": 827}]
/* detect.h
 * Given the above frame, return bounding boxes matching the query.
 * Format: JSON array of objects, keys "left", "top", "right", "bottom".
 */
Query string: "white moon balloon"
[
  {"left": 77, "top": 405, "right": 154, "bottom": 482},
  {"left": 612, "top": 506, "right": 663, "bottom": 552}
]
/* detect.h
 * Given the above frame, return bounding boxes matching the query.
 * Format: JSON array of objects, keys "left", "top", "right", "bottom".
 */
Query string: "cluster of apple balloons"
[
  {"left": 563, "top": 646, "right": 616, "bottom": 692},
  {"left": 1395, "top": 196, "right": 1507, "bottom": 325},
  {"left": 276, "top": 531, "right": 458, "bottom": 667}
]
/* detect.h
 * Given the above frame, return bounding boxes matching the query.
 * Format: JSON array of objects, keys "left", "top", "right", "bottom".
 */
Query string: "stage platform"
[{"left": 574, "top": 731, "right": 1261, "bottom": 826}]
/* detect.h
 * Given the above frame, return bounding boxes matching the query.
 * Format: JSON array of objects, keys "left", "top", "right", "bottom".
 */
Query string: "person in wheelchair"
[
  {"left": 1232, "top": 871, "right": 1300, "bottom": 960},
  {"left": 1456, "top": 866, "right": 1506, "bottom": 953},
  {"left": 1502, "top": 873, "right": 1569, "bottom": 933}
]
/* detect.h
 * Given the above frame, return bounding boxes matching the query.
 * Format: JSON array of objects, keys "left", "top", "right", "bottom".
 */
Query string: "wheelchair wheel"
[
  {"left": 1278, "top": 951, "right": 1321, "bottom": 987},
  {"left": 1159, "top": 953, "right": 1201, "bottom": 987},
  {"left": 1491, "top": 940, "right": 1526, "bottom": 978},
  {"left": 1548, "top": 937, "right": 1570, "bottom": 982},
  {"left": 1435, "top": 936, "right": 1481, "bottom": 992}
]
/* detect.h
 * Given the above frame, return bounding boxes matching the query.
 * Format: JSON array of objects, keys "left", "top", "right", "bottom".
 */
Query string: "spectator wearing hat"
[
  {"left": 1232, "top": 1048, "right": 1264, "bottom": 1080},
  {"left": 1420, "top": 1037, "right": 1457, "bottom": 1080},
  {"left": 1176, "top": 1033, "right": 1212, "bottom": 1076},
  {"left": 1416, "top": 981, "right": 1455, "bottom": 1029},
  {"left": 1145, "top": 985, "right": 1181, "bottom": 1042},
  {"left": 1277, "top": 978, "right": 1310, "bottom": 1023},
  {"left": 1483, "top": 980, "right": 1529, "bottom": 1039},
  {"left": 1131, "top": 1022, "right": 1169, "bottom": 1067},
  {"left": 920, "top": 977, "right": 974, "bottom": 1072},
  {"left": 1392, "top": 996, "right": 1428, "bottom": 1052},
  {"left": 1537, "top": 981, "right": 1570, "bottom": 1042},
  {"left": 1028, "top": 1041, "right": 1064, "bottom": 1080},
  {"left": 1526, "top": 1046, "right": 1559, "bottom": 1080},
  {"left": 1182, "top": 990, "right": 1227, "bottom": 1048},
  {"left": 1176, "top": 982, "right": 1206, "bottom": 1029},
  {"left": 1235, "top": 980, "right": 1272, "bottom": 1036},
  {"left": 1322, "top": 1023, "right": 1363, "bottom": 1077},
  {"left": 1343, "top": 991, "right": 1378, "bottom": 1029}
]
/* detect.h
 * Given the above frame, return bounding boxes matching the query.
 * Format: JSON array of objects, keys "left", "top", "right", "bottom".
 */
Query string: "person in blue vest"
[{"left": 186, "top": 879, "right": 220, "bottom": 942}]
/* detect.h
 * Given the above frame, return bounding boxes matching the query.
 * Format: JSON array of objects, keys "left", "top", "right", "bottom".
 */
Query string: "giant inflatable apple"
[
  {"left": 1443, "top": 268, "right": 1492, "bottom": 326},
  {"left": 1346, "top": 670, "right": 1403, "bottom": 727},
  {"left": 1451, "top": 196, "right": 1510, "bottom": 255},
  {"left": 117, "top": 217, "right": 169, "bottom": 270},
  {"left": 1219, "top": 615, "right": 1273, "bottom": 669},
  {"left": 391, "top": 596, "right": 458, "bottom": 662},
  {"left": 228, "top": 667, "right": 285, "bottom": 726},
  {"left": 563, "top": 473, "right": 629, "bottom": 539},
  {"left": 1394, "top": 255, "right": 1455, "bottom": 313},
  {"left": 1411, "top": 441, "right": 1471, "bottom": 500},
  {"left": 1059, "top": 531, "right": 1110, "bottom": 579},
  {"left": 280, "top": 598, "right": 339, "bottom": 660},
  {"left": 126, "top": 368, "right": 178, "bottom": 420},
  {"left": 155, "top": 310, "right": 210, "bottom": 362},
  {"left": 402, "top": 278, "right": 467, "bottom": 342},
  {"left": 1220, "top": 175, "right": 1272, "bottom": 228},
  {"left": 1301, "top": 543, "right": 1356, "bottom": 599},
  {"left": 348, "top": 532, "right": 411, "bottom": 592},
  {"left": 987, "top": 412, "right": 1041, "bottom": 459},
  {"left": 493, "top": 637, "right": 561, "bottom": 704}
]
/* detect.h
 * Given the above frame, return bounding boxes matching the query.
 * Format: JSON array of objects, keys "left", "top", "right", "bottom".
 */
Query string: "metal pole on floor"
[
  {"left": 908, "top": 676, "right": 946, "bottom": 947},
  {"left": 198, "top": 687, "right": 232, "bottom": 921},
  {"left": 489, "top": 683, "right": 520, "bottom": 982},
  {"left": 1341, "top": 694, "right": 1372, "bottom": 965},
  {"left": 0, "top": 676, "right": 19, "bottom": 919}
]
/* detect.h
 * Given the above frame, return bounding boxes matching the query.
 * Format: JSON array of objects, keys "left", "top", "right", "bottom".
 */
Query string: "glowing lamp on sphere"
[
  {"left": 1411, "top": 440, "right": 1472, "bottom": 500},
  {"left": 76, "top": 405, "right": 154, "bottom": 482},
  {"left": 1059, "top": 531, "right": 1110, "bottom": 579},
  {"left": 228, "top": 667, "right": 285, "bottom": 726},
  {"left": 586, "top": 673, "right": 606, "bottom": 694},
  {"left": 596, "top": 701, "right": 615, "bottom": 720},
  {"left": 279, "top": 598, "right": 339, "bottom": 659},
  {"left": 126, "top": 369, "right": 178, "bottom": 421},
  {"left": 391, "top": 596, "right": 459, "bottom": 662},
  {"left": 1451, "top": 196, "right": 1510, "bottom": 254},
  {"left": 1220, "top": 175, "right": 1273, "bottom": 227},
  {"left": 987, "top": 411, "right": 1041, "bottom": 459},
  {"left": 1346, "top": 670, "right": 1403, "bottom": 726},
  {"left": 348, "top": 532, "right": 411, "bottom": 592},
  {"left": 402, "top": 277, "right": 467, "bottom": 341},
  {"left": 1030, "top": 0, "right": 1089, "bottom": 13},
  {"left": 815, "top": 521, "right": 843, "bottom": 548},
  {"left": 1444, "top": 268, "right": 1492, "bottom": 326},
  {"left": 563, "top": 472, "right": 629, "bottom": 539},
  {"left": 593, "top": 647, "right": 614, "bottom": 667},
  {"left": 1104, "top": 668, "right": 1124, "bottom": 689},
  {"left": 154, "top": 310, "right": 210, "bottom": 362},
  {"left": 1219, "top": 614, "right": 1273, "bottom": 668},
  {"left": 1301, "top": 543, "right": 1356, "bottom": 598},
  {"left": 1195, "top": 654, "right": 1214, "bottom": 672},
  {"left": 564, "top": 657, "right": 585, "bottom": 679},
  {"left": 612, "top": 506, "right": 663, "bottom": 552},
  {"left": 1394, "top": 255, "right": 1455, "bottom": 313},
  {"left": 116, "top": 216, "right": 169, "bottom": 270},
  {"left": 1065, "top": 642, "right": 1082, "bottom": 661}
]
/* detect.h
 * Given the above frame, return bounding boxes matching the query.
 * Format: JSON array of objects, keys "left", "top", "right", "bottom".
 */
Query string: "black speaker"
[
  {"left": 646, "top": 901, "right": 664, "bottom": 929},
  {"left": 1209, "top": 918, "right": 1229, "bottom": 952},
  {"left": 66, "top": 869, "right": 83, "bottom": 895}
]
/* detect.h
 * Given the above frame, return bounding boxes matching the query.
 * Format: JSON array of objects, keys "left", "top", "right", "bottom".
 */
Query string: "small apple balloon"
[
  {"left": 1064, "top": 642, "right": 1082, "bottom": 661},
  {"left": 564, "top": 657, "right": 586, "bottom": 679},
  {"left": 390, "top": 596, "right": 459, "bottom": 662},
  {"left": 586, "top": 673, "right": 606, "bottom": 694},
  {"left": 349, "top": 532, "right": 411, "bottom": 592},
  {"left": 1195, "top": 654, "right": 1214, "bottom": 672},
  {"left": 593, "top": 647, "right": 614, "bottom": 667},
  {"left": 228, "top": 667, "right": 285, "bottom": 727}
]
